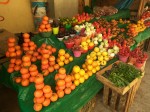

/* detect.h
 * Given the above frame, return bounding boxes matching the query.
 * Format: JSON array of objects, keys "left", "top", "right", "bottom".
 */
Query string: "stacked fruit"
[
  {"left": 127, "top": 20, "right": 146, "bottom": 37},
  {"left": 34, "top": 74, "right": 53, "bottom": 111},
  {"left": 80, "top": 39, "right": 95, "bottom": 52},
  {"left": 15, "top": 55, "right": 39, "bottom": 86},
  {"left": 6, "top": 37, "right": 22, "bottom": 58},
  {"left": 55, "top": 68, "right": 76, "bottom": 97},
  {"left": 22, "top": 33, "right": 37, "bottom": 61},
  {"left": 38, "top": 16, "right": 52, "bottom": 32},
  {"left": 73, "top": 13, "right": 93, "bottom": 24},
  {"left": 72, "top": 66, "right": 89, "bottom": 86},
  {"left": 7, "top": 58, "right": 22, "bottom": 73},
  {"left": 84, "top": 47, "right": 110, "bottom": 68},
  {"left": 56, "top": 49, "right": 73, "bottom": 67},
  {"left": 37, "top": 43, "right": 57, "bottom": 74}
]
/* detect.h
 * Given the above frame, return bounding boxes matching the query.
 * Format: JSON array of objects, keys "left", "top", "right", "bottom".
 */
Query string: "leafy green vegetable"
[{"left": 103, "top": 62, "right": 142, "bottom": 87}]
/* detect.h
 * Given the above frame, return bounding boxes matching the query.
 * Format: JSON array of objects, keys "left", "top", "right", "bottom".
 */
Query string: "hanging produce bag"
[{"left": 31, "top": 0, "right": 47, "bottom": 30}]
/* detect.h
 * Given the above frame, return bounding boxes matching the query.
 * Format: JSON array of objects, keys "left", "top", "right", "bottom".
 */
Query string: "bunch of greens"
[{"left": 103, "top": 62, "right": 142, "bottom": 87}]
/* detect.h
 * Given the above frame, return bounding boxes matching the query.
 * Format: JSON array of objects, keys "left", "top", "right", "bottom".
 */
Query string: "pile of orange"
[
  {"left": 6, "top": 37, "right": 22, "bottom": 58},
  {"left": 22, "top": 55, "right": 32, "bottom": 67},
  {"left": 37, "top": 43, "right": 58, "bottom": 75},
  {"left": 7, "top": 58, "right": 22, "bottom": 73},
  {"left": 56, "top": 49, "right": 73, "bottom": 67},
  {"left": 16, "top": 64, "right": 39, "bottom": 86},
  {"left": 38, "top": 16, "right": 52, "bottom": 32},
  {"left": 22, "top": 33, "right": 37, "bottom": 56},
  {"left": 55, "top": 68, "right": 76, "bottom": 97},
  {"left": 34, "top": 74, "right": 54, "bottom": 111}
]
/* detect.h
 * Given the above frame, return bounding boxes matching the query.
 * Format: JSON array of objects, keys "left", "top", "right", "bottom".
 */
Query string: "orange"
[
  {"left": 42, "top": 20, "right": 48, "bottom": 25},
  {"left": 64, "top": 59, "right": 69, "bottom": 64},
  {"left": 52, "top": 48, "right": 56, "bottom": 53},
  {"left": 43, "top": 85, "right": 51, "bottom": 94},
  {"left": 40, "top": 24, "right": 45, "bottom": 30},
  {"left": 49, "top": 56, "right": 55, "bottom": 61},
  {"left": 45, "top": 24, "right": 50, "bottom": 28},
  {"left": 7, "top": 67, "right": 14, "bottom": 73},
  {"left": 33, "top": 103, "right": 42, "bottom": 112},
  {"left": 23, "top": 33, "right": 30, "bottom": 39},
  {"left": 22, "top": 55, "right": 30, "bottom": 62},
  {"left": 15, "top": 77, "right": 22, "bottom": 83},
  {"left": 64, "top": 88, "right": 71, "bottom": 94},
  {"left": 43, "top": 16, "right": 49, "bottom": 21},
  {"left": 57, "top": 90, "right": 65, "bottom": 98},
  {"left": 43, "top": 98, "right": 51, "bottom": 107},
  {"left": 58, "top": 61, "right": 64, "bottom": 67},
  {"left": 50, "top": 93, "right": 58, "bottom": 102},
  {"left": 21, "top": 79, "right": 29, "bottom": 86},
  {"left": 20, "top": 67, "right": 29, "bottom": 74},
  {"left": 8, "top": 47, "right": 15, "bottom": 52},
  {"left": 15, "top": 45, "right": 21, "bottom": 50},
  {"left": 64, "top": 53, "right": 70, "bottom": 59},
  {"left": 10, "top": 58, "right": 16, "bottom": 64},
  {"left": 58, "top": 68, "right": 66, "bottom": 74},
  {"left": 54, "top": 64, "right": 60, "bottom": 70},
  {"left": 48, "top": 66, "right": 54, "bottom": 73},
  {"left": 34, "top": 89, "right": 43, "bottom": 98},
  {"left": 49, "top": 61, "right": 55, "bottom": 66},
  {"left": 57, "top": 79, "right": 65, "bottom": 86},
  {"left": 24, "top": 39, "right": 30, "bottom": 43},
  {"left": 8, "top": 37, "right": 16, "bottom": 43}
]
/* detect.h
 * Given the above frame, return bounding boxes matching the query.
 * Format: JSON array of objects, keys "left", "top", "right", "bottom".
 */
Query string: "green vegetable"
[{"left": 103, "top": 62, "right": 142, "bottom": 87}]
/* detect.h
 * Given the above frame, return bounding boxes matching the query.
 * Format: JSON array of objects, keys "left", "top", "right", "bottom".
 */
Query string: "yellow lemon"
[
  {"left": 74, "top": 73, "right": 80, "bottom": 79},
  {"left": 87, "top": 65, "right": 93, "bottom": 71},
  {"left": 94, "top": 47, "right": 100, "bottom": 53},
  {"left": 96, "top": 66, "right": 100, "bottom": 71},
  {"left": 101, "top": 61, "right": 107, "bottom": 66},
  {"left": 64, "top": 59, "right": 69, "bottom": 64},
  {"left": 86, "top": 39, "right": 91, "bottom": 43},
  {"left": 96, "top": 52, "right": 101, "bottom": 56},
  {"left": 69, "top": 56, "right": 73, "bottom": 62},
  {"left": 98, "top": 56, "right": 103, "bottom": 61},
  {"left": 102, "top": 52, "right": 108, "bottom": 56},
  {"left": 73, "top": 65, "right": 80, "bottom": 73},
  {"left": 84, "top": 73, "right": 89, "bottom": 80},
  {"left": 79, "top": 77, "right": 85, "bottom": 83},
  {"left": 82, "top": 64, "right": 86, "bottom": 69},
  {"left": 60, "top": 55, "right": 65, "bottom": 61},
  {"left": 81, "top": 42, "right": 87, "bottom": 46},
  {"left": 79, "top": 69, "right": 85, "bottom": 76},
  {"left": 58, "top": 61, "right": 64, "bottom": 67},
  {"left": 104, "top": 56, "right": 109, "bottom": 61},
  {"left": 87, "top": 59, "right": 93, "bottom": 65},
  {"left": 87, "top": 71, "right": 93, "bottom": 76},
  {"left": 92, "top": 68, "right": 96, "bottom": 73},
  {"left": 93, "top": 56, "right": 97, "bottom": 60},
  {"left": 58, "top": 49, "right": 66, "bottom": 55},
  {"left": 86, "top": 55, "right": 90, "bottom": 59},
  {"left": 74, "top": 80, "right": 80, "bottom": 86}
]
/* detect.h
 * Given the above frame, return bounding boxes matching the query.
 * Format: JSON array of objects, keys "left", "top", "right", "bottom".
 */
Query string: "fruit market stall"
[{"left": 0, "top": 9, "right": 150, "bottom": 112}]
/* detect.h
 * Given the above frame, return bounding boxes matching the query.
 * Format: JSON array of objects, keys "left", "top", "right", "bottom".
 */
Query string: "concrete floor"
[{"left": 0, "top": 53, "right": 150, "bottom": 112}]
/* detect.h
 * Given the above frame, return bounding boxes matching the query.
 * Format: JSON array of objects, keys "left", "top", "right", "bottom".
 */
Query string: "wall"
[
  {"left": 48, "top": 0, "right": 78, "bottom": 18},
  {"left": 0, "top": 0, "right": 35, "bottom": 33}
]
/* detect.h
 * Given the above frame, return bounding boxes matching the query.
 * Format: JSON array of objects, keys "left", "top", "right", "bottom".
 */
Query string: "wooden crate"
[
  {"left": 96, "top": 61, "right": 144, "bottom": 112},
  {"left": 79, "top": 95, "right": 96, "bottom": 112}
]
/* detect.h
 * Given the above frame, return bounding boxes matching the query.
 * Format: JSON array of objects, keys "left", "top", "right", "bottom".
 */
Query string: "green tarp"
[{"left": 0, "top": 34, "right": 118, "bottom": 112}]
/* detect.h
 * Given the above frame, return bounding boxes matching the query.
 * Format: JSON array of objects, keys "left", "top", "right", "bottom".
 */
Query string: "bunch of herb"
[{"left": 103, "top": 62, "right": 142, "bottom": 87}]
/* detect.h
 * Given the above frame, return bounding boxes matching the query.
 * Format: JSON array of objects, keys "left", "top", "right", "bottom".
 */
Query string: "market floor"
[{"left": 0, "top": 53, "right": 150, "bottom": 112}]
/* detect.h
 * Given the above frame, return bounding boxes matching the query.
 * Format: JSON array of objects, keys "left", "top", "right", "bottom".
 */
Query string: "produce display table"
[
  {"left": 0, "top": 9, "right": 150, "bottom": 112},
  {"left": 0, "top": 34, "right": 118, "bottom": 112}
]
